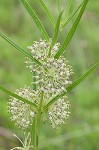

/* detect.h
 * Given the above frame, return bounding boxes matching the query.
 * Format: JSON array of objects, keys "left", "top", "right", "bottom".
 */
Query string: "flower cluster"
[
  {"left": 8, "top": 86, "right": 39, "bottom": 129},
  {"left": 48, "top": 96, "right": 70, "bottom": 128},
  {"left": 25, "top": 39, "right": 73, "bottom": 95},
  {"left": 8, "top": 39, "right": 73, "bottom": 129},
  {"left": 8, "top": 86, "right": 71, "bottom": 129}
]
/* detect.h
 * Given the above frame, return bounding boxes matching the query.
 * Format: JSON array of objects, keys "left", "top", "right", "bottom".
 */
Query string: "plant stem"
[
  {"left": 31, "top": 118, "right": 38, "bottom": 150},
  {"left": 32, "top": 91, "right": 44, "bottom": 150},
  {"left": 37, "top": 92, "right": 44, "bottom": 136},
  {"left": 32, "top": 71, "right": 38, "bottom": 150},
  {"left": 48, "top": 46, "right": 52, "bottom": 57}
]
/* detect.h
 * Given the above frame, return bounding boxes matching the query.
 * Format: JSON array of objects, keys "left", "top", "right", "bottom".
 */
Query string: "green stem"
[
  {"left": 48, "top": 46, "right": 52, "bottom": 57},
  {"left": 31, "top": 71, "right": 38, "bottom": 149},
  {"left": 31, "top": 118, "right": 38, "bottom": 150},
  {"left": 32, "top": 92, "right": 44, "bottom": 150},
  {"left": 37, "top": 92, "right": 44, "bottom": 135}
]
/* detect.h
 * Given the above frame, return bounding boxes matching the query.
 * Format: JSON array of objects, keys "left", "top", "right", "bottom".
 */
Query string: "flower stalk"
[{"left": 33, "top": 91, "right": 44, "bottom": 150}]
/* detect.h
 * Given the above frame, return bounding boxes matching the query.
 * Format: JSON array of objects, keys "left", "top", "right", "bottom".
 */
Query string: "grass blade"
[
  {"left": 48, "top": 10, "right": 63, "bottom": 57},
  {"left": 44, "top": 61, "right": 99, "bottom": 111},
  {"left": 38, "top": 0, "right": 55, "bottom": 28},
  {"left": 0, "top": 32, "right": 42, "bottom": 66},
  {"left": 0, "top": 84, "right": 38, "bottom": 108},
  {"left": 61, "top": 1, "right": 84, "bottom": 29},
  {"left": 19, "top": 0, "right": 49, "bottom": 41},
  {"left": 54, "top": 0, "right": 89, "bottom": 59}
]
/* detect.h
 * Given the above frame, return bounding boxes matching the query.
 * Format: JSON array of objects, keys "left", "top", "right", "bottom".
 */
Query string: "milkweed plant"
[{"left": 0, "top": 0, "right": 99, "bottom": 150}]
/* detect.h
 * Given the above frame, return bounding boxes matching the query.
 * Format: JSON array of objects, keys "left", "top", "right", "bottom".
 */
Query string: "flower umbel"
[
  {"left": 8, "top": 86, "right": 39, "bottom": 129},
  {"left": 48, "top": 96, "right": 70, "bottom": 128},
  {"left": 8, "top": 39, "right": 73, "bottom": 129},
  {"left": 25, "top": 39, "right": 73, "bottom": 95},
  {"left": 8, "top": 85, "right": 71, "bottom": 129}
]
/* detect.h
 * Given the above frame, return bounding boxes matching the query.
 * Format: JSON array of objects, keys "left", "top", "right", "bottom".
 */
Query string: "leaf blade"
[
  {"left": 62, "top": 1, "right": 84, "bottom": 29},
  {"left": 0, "top": 32, "right": 42, "bottom": 66},
  {"left": 0, "top": 84, "right": 38, "bottom": 108},
  {"left": 44, "top": 61, "right": 99, "bottom": 111},
  {"left": 19, "top": 0, "right": 49, "bottom": 41},
  {"left": 64, "top": 0, "right": 72, "bottom": 21},
  {"left": 54, "top": 0, "right": 89, "bottom": 59},
  {"left": 66, "top": 62, "right": 99, "bottom": 93},
  {"left": 57, "top": 0, "right": 61, "bottom": 14},
  {"left": 38, "top": 0, "right": 55, "bottom": 28},
  {"left": 48, "top": 10, "right": 63, "bottom": 57}
]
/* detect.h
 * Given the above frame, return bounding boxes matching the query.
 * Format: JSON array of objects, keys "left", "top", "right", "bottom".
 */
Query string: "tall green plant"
[{"left": 0, "top": 0, "right": 98, "bottom": 150}]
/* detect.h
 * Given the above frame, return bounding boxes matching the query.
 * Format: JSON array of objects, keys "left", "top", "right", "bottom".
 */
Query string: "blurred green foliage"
[{"left": 0, "top": 0, "right": 99, "bottom": 149}]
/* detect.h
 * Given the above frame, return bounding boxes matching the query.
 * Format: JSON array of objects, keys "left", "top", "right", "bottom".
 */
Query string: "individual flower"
[
  {"left": 25, "top": 39, "right": 73, "bottom": 95},
  {"left": 48, "top": 96, "right": 70, "bottom": 128},
  {"left": 8, "top": 86, "right": 39, "bottom": 129}
]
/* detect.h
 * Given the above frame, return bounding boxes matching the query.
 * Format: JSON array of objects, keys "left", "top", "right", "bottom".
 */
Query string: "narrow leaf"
[
  {"left": 57, "top": 0, "right": 61, "bottom": 14},
  {"left": 54, "top": 0, "right": 89, "bottom": 59},
  {"left": 38, "top": 0, "right": 55, "bottom": 28},
  {"left": 0, "top": 32, "right": 42, "bottom": 66},
  {"left": 0, "top": 84, "right": 38, "bottom": 108},
  {"left": 66, "top": 62, "right": 99, "bottom": 93},
  {"left": 44, "top": 61, "right": 99, "bottom": 111},
  {"left": 48, "top": 10, "right": 63, "bottom": 57},
  {"left": 64, "top": 0, "right": 72, "bottom": 20},
  {"left": 19, "top": 0, "right": 49, "bottom": 41},
  {"left": 62, "top": 1, "right": 84, "bottom": 29}
]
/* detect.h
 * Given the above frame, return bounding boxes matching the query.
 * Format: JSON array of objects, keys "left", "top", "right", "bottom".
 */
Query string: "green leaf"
[
  {"left": 19, "top": 0, "right": 49, "bottom": 41},
  {"left": 48, "top": 10, "right": 64, "bottom": 57},
  {"left": 0, "top": 32, "right": 42, "bottom": 66},
  {"left": 66, "top": 62, "right": 99, "bottom": 92},
  {"left": 44, "top": 61, "right": 99, "bottom": 111},
  {"left": 38, "top": 0, "right": 55, "bottom": 28},
  {"left": 61, "top": 1, "right": 84, "bottom": 29},
  {"left": 64, "top": 0, "right": 72, "bottom": 21},
  {"left": 57, "top": 0, "right": 61, "bottom": 14},
  {"left": 0, "top": 84, "right": 38, "bottom": 108},
  {"left": 54, "top": 0, "right": 89, "bottom": 59}
]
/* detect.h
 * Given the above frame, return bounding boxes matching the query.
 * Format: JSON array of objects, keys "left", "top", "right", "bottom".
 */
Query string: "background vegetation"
[{"left": 0, "top": 0, "right": 99, "bottom": 149}]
